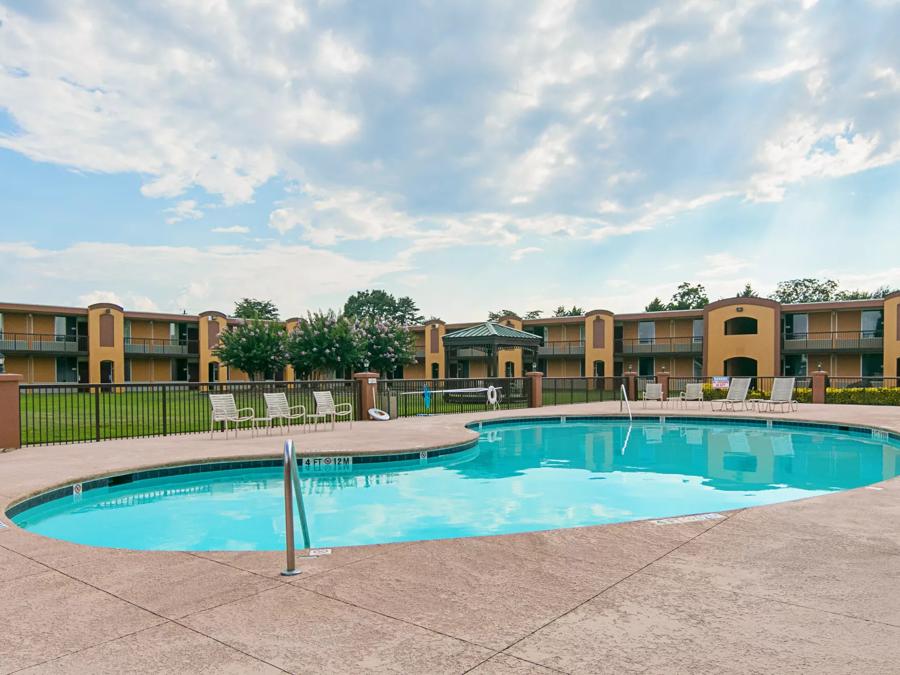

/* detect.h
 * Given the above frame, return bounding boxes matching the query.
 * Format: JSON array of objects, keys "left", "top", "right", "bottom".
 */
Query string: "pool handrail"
[
  {"left": 282, "top": 439, "right": 312, "bottom": 576},
  {"left": 620, "top": 384, "right": 633, "bottom": 422}
]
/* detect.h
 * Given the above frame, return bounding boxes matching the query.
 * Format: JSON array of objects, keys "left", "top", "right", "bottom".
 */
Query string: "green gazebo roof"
[{"left": 442, "top": 321, "right": 542, "bottom": 349}]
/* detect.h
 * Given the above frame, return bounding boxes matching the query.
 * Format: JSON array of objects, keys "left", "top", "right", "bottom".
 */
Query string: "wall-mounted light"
[
  {"left": 735, "top": 307, "right": 743, "bottom": 313},
  {"left": 0, "top": 351, "right": 6, "bottom": 374},
  {"left": 105, "top": 308, "right": 111, "bottom": 315}
]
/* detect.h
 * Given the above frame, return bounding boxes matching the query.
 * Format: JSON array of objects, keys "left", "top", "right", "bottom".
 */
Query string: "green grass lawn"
[{"left": 20, "top": 388, "right": 356, "bottom": 445}]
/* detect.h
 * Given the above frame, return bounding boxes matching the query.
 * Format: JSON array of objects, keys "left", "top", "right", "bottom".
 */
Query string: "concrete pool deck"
[{"left": 1, "top": 402, "right": 898, "bottom": 673}]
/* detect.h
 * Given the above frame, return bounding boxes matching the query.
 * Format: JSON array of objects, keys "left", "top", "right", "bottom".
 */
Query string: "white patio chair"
[
  {"left": 641, "top": 382, "right": 664, "bottom": 408},
  {"left": 764, "top": 377, "right": 798, "bottom": 413},
  {"left": 313, "top": 390, "right": 353, "bottom": 431},
  {"left": 209, "top": 394, "right": 254, "bottom": 438},
  {"left": 264, "top": 392, "right": 307, "bottom": 432},
  {"left": 711, "top": 377, "right": 752, "bottom": 412},
  {"left": 678, "top": 383, "right": 704, "bottom": 409}
]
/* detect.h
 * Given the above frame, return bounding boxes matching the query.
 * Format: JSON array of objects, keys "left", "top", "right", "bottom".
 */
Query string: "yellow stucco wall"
[
  {"left": 199, "top": 313, "right": 228, "bottom": 383},
  {"left": 884, "top": 295, "right": 900, "bottom": 377},
  {"left": 1, "top": 312, "right": 28, "bottom": 333},
  {"left": 424, "top": 322, "right": 446, "bottom": 379},
  {"left": 403, "top": 362, "right": 425, "bottom": 379},
  {"left": 87, "top": 305, "right": 125, "bottom": 383},
  {"left": 496, "top": 316, "right": 523, "bottom": 378},
  {"left": 704, "top": 300, "right": 778, "bottom": 376},
  {"left": 583, "top": 312, "right": 614, "bottom": 378},
  {"left": 836, "top": 311, "right": 861, "bottom": 332}
]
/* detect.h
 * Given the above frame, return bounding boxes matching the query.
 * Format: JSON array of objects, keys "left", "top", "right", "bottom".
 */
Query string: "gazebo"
[{"left": 442, "top": 321, "right": 542, "bottom": 378}]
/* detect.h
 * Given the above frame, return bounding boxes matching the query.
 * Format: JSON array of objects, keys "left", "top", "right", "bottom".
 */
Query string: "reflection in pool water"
[{"left": 11, "top": 419, "right": 900, "bottom": 550}]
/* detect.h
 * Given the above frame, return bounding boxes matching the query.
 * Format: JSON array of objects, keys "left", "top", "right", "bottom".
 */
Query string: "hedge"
[{"left": 824, "top": 387, "right": 900, "bottom": 406}]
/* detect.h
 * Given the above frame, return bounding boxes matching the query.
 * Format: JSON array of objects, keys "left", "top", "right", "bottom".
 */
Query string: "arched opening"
[
  {"left": 593, "top": 360, "right": 605, "bottom": 377},
  {"left": 724, "top": 317, "right": 758, "bottom": 335},
  {"left": 431, "top": 362, "right": 439, "bottom": 379},
  {"left": 504, "top": 361, "right": 515, "bottom": 377},
  {"left": 724, "top": 357, "right": 757, "bottom": 377}
]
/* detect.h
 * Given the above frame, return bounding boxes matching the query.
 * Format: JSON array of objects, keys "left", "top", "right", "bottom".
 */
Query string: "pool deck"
[{"left": 1, "top": 402, "right": 899, "bottom": 673}]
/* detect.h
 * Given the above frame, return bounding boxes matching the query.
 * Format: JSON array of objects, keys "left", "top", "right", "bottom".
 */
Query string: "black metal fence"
[
  {"left": 662, "top": 376, "right": 812, "bottom": 400},
  {"left": 19, "top": 380, "right": 358, "bottom": 446},
  {"left": 542, "top": 377, "right": 625, "bottom": 406},
  {"left": 376, "top": 378, "right": 530, "bottom": 417}
]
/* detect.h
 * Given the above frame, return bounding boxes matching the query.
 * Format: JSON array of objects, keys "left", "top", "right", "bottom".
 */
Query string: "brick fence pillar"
[
  {"left": 525, "top": 371, "right": 543, "bottom": 408},
  {"left": 811, "top": 369, "right": 828, "bottom": 405},
  {"left": 353, "top": 372, "right": 379, "bottom": 421},
  {"left": 623, "top": 371, "right": 637, "bottom": 402},
  {"left": 0, "top": 374, "right": 23, "bottom": 450},
  {"left": 657, "top": 372, "right": 670, "bottom": 401}
]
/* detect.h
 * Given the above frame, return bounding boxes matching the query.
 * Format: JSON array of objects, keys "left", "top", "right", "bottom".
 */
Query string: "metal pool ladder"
[
  {"left": 620, "top": 384, "right": 633, "bottom": 422},
  {"left": 282, "top": 439, "right": 312, "bottom": 577}
]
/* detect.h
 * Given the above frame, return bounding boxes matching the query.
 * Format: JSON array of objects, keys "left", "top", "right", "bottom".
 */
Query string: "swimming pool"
[{"left": 9, "top": 417, "right": 900, "bottom": 550}]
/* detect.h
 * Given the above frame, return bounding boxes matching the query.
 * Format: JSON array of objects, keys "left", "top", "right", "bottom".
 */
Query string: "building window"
[
  {"left": 783, "top": 354, "right": 807, "bottom": 377},
  {"left": 431, "top": 362, "right": 440, "bottom": 379},
  {"left": 692, "top": 319, "right": 703, "bottom": 343},
  {"left": 124, "top": 359, "right": 132, "bottom": 382},
  {"left": 638, "top": 321, "right": 655, "bottom": 344},
  {"left": 638, "top": 357, "right": 654, "bottom": 376},
  {"left": 504, "top": 361, "right": 515, "bottom": 377},
  {"left": 861, "top": 354, "right": 883, "bottom": 378},
  {"left": 692, "top": 358, "right": 703, "bottom": 377},
  {"left": 594, "top": 360, "right": 605, "bottom": 377},
  {"left": 861, "top": 310, "right": 884, "bottom": 338},
  {"left": 724, "top": 317, "right": 758, "bottom": 335},
  {"left": 784, "top": 313, "right": 808, "bottom": 338},
  {"left": 55, "top": 357, "right": 78, "bottom": 383}
]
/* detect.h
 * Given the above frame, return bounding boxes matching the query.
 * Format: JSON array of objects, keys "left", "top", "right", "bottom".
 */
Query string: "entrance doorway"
[{"left": 724, "top": 357, "right": 757, "bottom": 377}]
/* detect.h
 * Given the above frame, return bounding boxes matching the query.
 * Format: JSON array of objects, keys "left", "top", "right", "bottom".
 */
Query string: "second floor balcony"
[
  {"left": 616, "top": 336, "right": 703, "bottom": 355},
  {"left": 124, "top": 337, "right": 199, "bottom": 356},
  {"left": 782, "top": 331, "right": 883, "bottom": 353},
  {"left": 0, "top": 332, "right": 87, "bottom": 354},
  {"left": 538, "top": 340, "right": 585, "bottom": 357}
]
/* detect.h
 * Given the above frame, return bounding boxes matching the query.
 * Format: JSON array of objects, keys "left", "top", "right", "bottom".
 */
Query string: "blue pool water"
[{"left": 11, "top": 418, "right": 900, "bottom": 550}]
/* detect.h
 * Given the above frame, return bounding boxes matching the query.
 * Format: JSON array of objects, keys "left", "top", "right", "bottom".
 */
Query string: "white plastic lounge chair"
[
  {"left": 264, "top": 392, "right": 307, "bottom": 431},
  {"left": 209, "top": 394, "right": 254, "bottom": 438},
  {"left": 764, "top": 377, "right": 798, "bottom": 413},
  {"left": 678, "top": 383, "right": 704, "bottom": 409},
  {"left": 313, "top": 391, "right": 353, "bottom": 431},
  {"left": 641, "top": 382, "right": 664, "bottom": 408},
  {"left": 711, "top": 377, "right": 751, "bottom": 412}
]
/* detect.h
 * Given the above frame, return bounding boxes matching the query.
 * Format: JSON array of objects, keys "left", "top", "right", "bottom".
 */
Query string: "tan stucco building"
[{"left": 1, "top": 292, "right": 899, "bottom": 383}]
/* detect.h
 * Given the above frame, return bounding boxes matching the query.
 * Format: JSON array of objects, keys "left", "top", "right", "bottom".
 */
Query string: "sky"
[{"left": 0, "top": 0, "right": 899, "bottom": 322}]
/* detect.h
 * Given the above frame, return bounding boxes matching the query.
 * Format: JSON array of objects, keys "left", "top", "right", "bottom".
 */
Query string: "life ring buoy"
[
  {"left": 486, "top": 386, "right": 499, "bottom": 406},
  {"left": 368, "top": 408, "right": 390, "bottom": 421}
]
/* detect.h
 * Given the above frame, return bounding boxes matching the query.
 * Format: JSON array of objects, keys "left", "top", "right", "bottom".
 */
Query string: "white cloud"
[
  {"left": 164, "top": 200, "right": 203, "bottom": 224},
  {"left": 316, "top": 31, "right": 368, "bottom": 75},
  {"left": 210, "top": 225, "right": 250, "bottom": 234},
  {"left": 510, "top": 247, "right": 543, "bottom": 261},
  {"left": 0, "top": 241, "right": 404, "bottom": 315}
]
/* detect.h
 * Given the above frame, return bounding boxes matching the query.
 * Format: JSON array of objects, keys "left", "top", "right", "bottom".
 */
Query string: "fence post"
[
  {"left": 0, "top": 374, "right": 23, "bottom": 450},
  {"left": 353, "top": 372, "right": 378, "bottom": 421},
  {"left": 525, "top": 371, "right": 543, "bottom": 408},
  {"left": 623, "top": 371, "right": 637, "bottom": 402},
  {"left": 657, "top": 371, "right": 670, "bottom": 401},
  {"left": 94, "top": 385, "right": 101, "bottom": 442},
  {"left": 812, "top": 369, "right": 828, "bottom": 404},
  {"left": 162, "top": 384, "right": 168, "bottom": 436}
]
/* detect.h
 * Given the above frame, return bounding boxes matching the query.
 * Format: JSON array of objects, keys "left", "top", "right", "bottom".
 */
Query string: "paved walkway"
[{"left": 1, "top": 402, "right": 898, "bottom": 673}]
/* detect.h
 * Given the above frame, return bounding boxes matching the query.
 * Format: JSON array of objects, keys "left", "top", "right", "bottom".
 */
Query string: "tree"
[
  {"left": 286, "top": 311, "right": 361, "bottom": 379},
  {"left": 770, "top": 278, "right": 838, "bottom": 304},
  {"left": 343, "top": 289, "right": 423, "bottom": 325},
  {"left": 523, "top": 310, "right": 543, "bottom": 319},
  {"left": 736, "top": 283, "right": 758, "bottom": 298},
  {"left": 233, "top": 298, "right": 280, "bottom": 321},
  {"left": 488, "top": 309, "right": 520, "bottom": 321},
  {"left": 356, "top": 320, "right": 416, "bottom": 377},
  {"left": 215, "top": 320, "right": 287, "bottom": 380},
  {"left": 835, "top": 285, "right": 898, "bottom": 300},
  {"left": 552, "top": 305, "right": 584, "bottom": 317},
  {"left": 667, "top": 282, "right": 708, "bottom": 310},
  {"left": 645, "top": 297, "right": 667, "bottom": 312}
]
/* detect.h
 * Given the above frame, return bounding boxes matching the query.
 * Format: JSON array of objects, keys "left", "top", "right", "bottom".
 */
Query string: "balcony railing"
[
  {"left": 616, "top": 337, "right": 703, "bottom": 355},
  {"left": 782, "top": 331, "right": 883, "bottom": 353},
  {"left": 124, "top": 337, "right": 199, "bottom": 356},
  {"left": 0, "top": 333, "right": 87, "bottom": 353},
  {"left": 538, "top": 340, "right": 585, "bottom": 356}
]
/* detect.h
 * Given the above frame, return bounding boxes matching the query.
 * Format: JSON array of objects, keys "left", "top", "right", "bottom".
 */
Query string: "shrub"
[{"left": 824, "top": 387, "right": 900, "bottom": 406}]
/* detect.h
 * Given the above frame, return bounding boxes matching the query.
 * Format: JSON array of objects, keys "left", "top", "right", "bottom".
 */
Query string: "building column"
[
  {"left": 657, "top": 371, "right": 670, "bottom": 401},
  {"left": 525, "top": 371, "right": 543, "bottom": 407}
]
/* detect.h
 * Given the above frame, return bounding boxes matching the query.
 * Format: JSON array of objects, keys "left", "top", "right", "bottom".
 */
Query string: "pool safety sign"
[
  {"left": 712, "top": 377, "right": 730, "bottom": 389},
  {"left": 299, "top": 456, "right": 353, "bottom": 473}
]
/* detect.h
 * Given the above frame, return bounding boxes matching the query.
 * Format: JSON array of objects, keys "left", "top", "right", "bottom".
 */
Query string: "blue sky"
[{"left": 1, "top": 0, "right": 899, "bottom": 321}]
